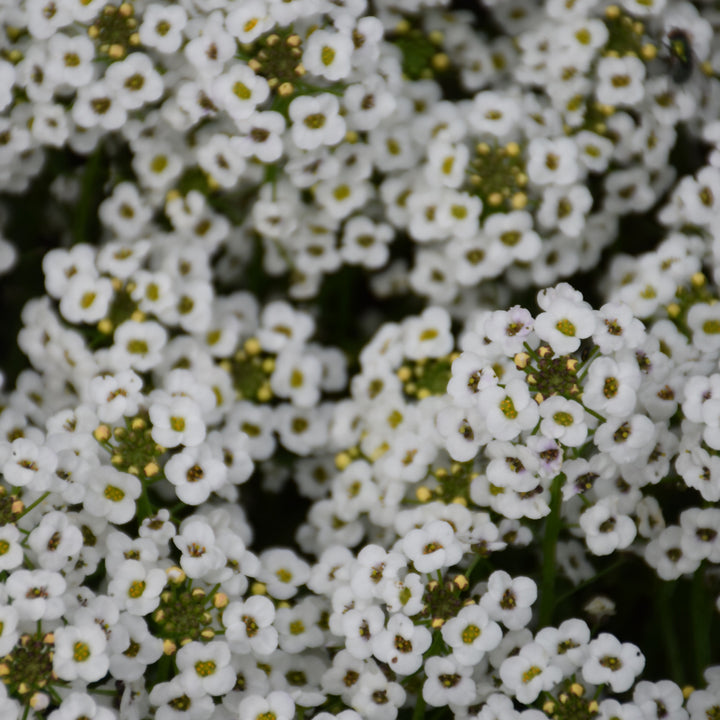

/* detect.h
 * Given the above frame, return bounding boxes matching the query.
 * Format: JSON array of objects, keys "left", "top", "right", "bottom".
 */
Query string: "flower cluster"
[{"left": 1, "top": 0, "right": 720, "bottom": 719}]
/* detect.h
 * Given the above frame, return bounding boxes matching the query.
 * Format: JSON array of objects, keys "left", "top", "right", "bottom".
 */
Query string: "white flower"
[
  {"left": 468, "top": 91, "right": 521, "bottom": 138},
  {"left": 27, "top": 510, "right": 83, "bottom": 571},
  {"left": 448, "top": 352, "right": 498, "bottom": 407},
  {"left": 26, "top": 0, "right": 73, "bottom": 39},
  {"left": 596, "top": 55, "right": 646, "bottom": 106},
  {"left": 149, "top": 396, "right": 206, "bottom": 449},
  {"left": 593, "top": 302, "right": 647, "bottom": 353},
  {"left": 330, "top": 461, "right": 380, "bottom": 523},
  {"left": 687, "top": 689, "right": 720, "bottom": 720},
  {"left": 582, "top": 633, "right": 645, "bottom": 692},
  {"left": 486, "top": 441, "right": 541, "bottom": 492},
  {"left": 645, "top": 525, "right": 700, "bottom": 581},
  {"left": 351, "top": 668, "right": 406, "bottom": 719},
  {"left": 58, "top": 274, "right": 114, "bottom": 325},
  {"left": 184, "top": 22, "right": 235, "bottom": 77},
  {"left": 499, "top": 641, "right": 563, "bottom": 703},
  {"left": 6, "top": 569, "right": 66, "bottom": 620},
  {"left": 402, "top": 520, "right": 464, "bottom": 573},
  {"left": 165, "top": 445, "right": 227, "bottom": 505},
  {"left": 484, "top": 211, "right": 541, "bottom": 265},
  {"left": 426, "top": 140, "right": 469, "bottom": 189},
  {"left": 574, "top": 130, "right": 614, "bottom": 173},
  {"left": 53, "top": 624, "right": 109, "bottom": 682},
  {"left": 441, "top": 603, "right": 503, "bottom": 665},
  {"left": 107, "top": 559, "right": 167, "bottom": 615},
  {"left": 72, "top": 81, "right": 127, "bottom": 130},
  {"left": 538, "top": 183, "right": 593, "bottom": 237},
  {"left": 303, "top": 30, "right": 353, "bottom": 81},
  {"left": 340, "top": 605, "right": 385, "bottom": 660},
  {"left": 238, "top": 691, "right": 295, "bottom": 720},
  {"left": 344, "top": 76, "right": 396, "bottom": 132},
  {"left": 594, "top": 414, "right": 657, "bottom": 464},
  {"left": 258, "top": 300, "right": 315, "bottom": 352},
  {"left": 173, "top": 519, "right": 226, "bottom": 579},
  {"left": 422, "top": 655, "right": 476, "bottom": 708},
  {"left": 225, "top": 1, "right": 273, "bottom": 43},
  {"left": 176, "top": 640, "right": 236, "bottom": 697},
  {"left": 382, "top": 573, "right": 426, "bottom": 616},
  {"left": 149, "top": 677, "right": 214, "bottom": 720},
  {"left": 633, "top": 680, "right": 688, "bottom": 720},
  {"left": 583, "top": 356, "right": 640, "bottom": 418},
  {"left": 679, "top": 508, "right": 720, "bottom": 563},
  {"left": 289, "top": 94, "right": 346, "bottom": 150},
  {"left": 110, "top": 320, "right": 168, "bottom": 372},
  {"left": 48, "top": 693, "right": 115, "bottom": 720},
  {"left": 596, "top": 699, "right": 644, "bottom": 720},
  {"left": 534, "top": 618, "right": 590, "bottom": 674},
  {"left": 224, "top": 595, "right": 278, "bottom": 655},
  {"left": 108, "top": 614, "right": 163, "bottom": 682},
  {"left": 275, "top": 597, "right": 324, "bottom": 653},
  {"left": 538, "top": 396, "right": 588, "bottom": 447},
  {"left": 527, "top": 137, "right": 580, "bottom": 186},
  {"left": 480, "top": 570, "right": 536, "bottom": 630},
  {"left": 447, "top": 237, "right": 505, "bottom": 287},
  {"left": 105, "top": 52, "right": 164, "bottom": 110},
  {"left": 436, "top": 404, "right": 486, "bottom": 462},
  {"left": 83, "top": 467, "right": 141, "bottom": 524},
  {"left": 46, "top": 33, "right": 95, "bottom": 89},
  {"left": 580, "top": 497, "right": 637, "bottom": 556},
  {"left": 477, "top": 380, "right": 539, "bottom": 442},
  {"left": 687, "top": 302, "right": 720, "bottom": 353},
  {"left": 3, "top": 437, "right": 57, "bottom": 489},
  {"left": 258, "top": 548, "right": 311, "bottom": 600},
  {"left": 88, "top": 369, "right": 143, "bottom": 423},
  {"left": 0, "top": 525, "right": 23, "bottom": 572},
  {"left": 213, "top": 64, "right": 270, "bottom": 123},
  {"left": 372, "top": 613, "right": 431, "bottom": 675},
  {"left": 139, "top": 3, "right": 187, "bottom": 53},
  {"left": 534, "top": 296, "right": 596, "bottom": 354},
  {"left": 232, "top": 111, "right": 286, "bottom": 163},
  {"left": 0, "top": 60, "right": 15, "bottom": 110}
]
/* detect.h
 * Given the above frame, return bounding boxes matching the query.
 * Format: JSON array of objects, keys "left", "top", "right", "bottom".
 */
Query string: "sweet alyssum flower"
[
  {"left": 53, "top": 624, "right": 109, "bottom": 682},
  {"left": 402, "top": 519, "right": 464, "bottom": 573},
  {"left": 441, "top": 603, "right": 503, "bottom": 666},
  {"left": 175, "top": 640, "right": 236, "bottom": 698},
  {"left": 582, "top": 633, "right": 645, "bottom": 692},
  {"left": 499, "top": 641, "right": 562, "bottom": 703},
  {"left": 480, "top": 570, "right": 537, "bottom": 630},
  {"left": 224, "top": 594, "right": 278, "bottom": 656},
  {"left": 477, "top": 380, "right": 539, "bottom": 442},
  {"left": 372, "top": 612, "right": 432, "bottom": 675},
  {"left": 107, "top": 559, "right": 167, "bottom": 615}
]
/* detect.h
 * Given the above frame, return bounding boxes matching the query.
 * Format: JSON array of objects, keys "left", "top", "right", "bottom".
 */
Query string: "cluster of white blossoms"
[{"left": 1, "top": 0, "right": 720, "bottom": 718}]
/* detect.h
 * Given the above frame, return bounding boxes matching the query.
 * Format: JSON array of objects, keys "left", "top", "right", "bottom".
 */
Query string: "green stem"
[
  {"left": 47, "top": 686, "right": 64, "bottom": 705},
  {"left": 465, "top": 552, "right": 490, "bottom": 583},
  {"left": 691, "top": 565, "right": 711, "bottom": 684},
  {"left": 412, "top": 692, "right": 427, "bottom": 720},
  {"left": 538, "top": 473, "right": 565, "bottom": 628},
  {"left": 657, "top": 580, "right": 683, "bottom": 683},
  {"left": 556, "top": 557, "right": 624, "bottom": 603},
  {"left": 73, "top": 143, "right": 103, "bottom": 245},
  {"left": 136, "top": 487, "right": 154, "bottom": 523},
  {"left": 523, "top": 342, "right": 541, "bottom": 363},
  {"left": 581, "top": 404, "right": 607, "bottom": 424},
  {"left": 16, "top": 491, "right": 51, "bottom": 520},
  {"left": 576, "top": 346, "right": 600, "bottom": 378}
]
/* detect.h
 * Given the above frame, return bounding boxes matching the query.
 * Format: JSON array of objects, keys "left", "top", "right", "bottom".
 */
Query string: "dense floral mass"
[{"left": 0, "top": 0, "right": 720, "bottom": 718}]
